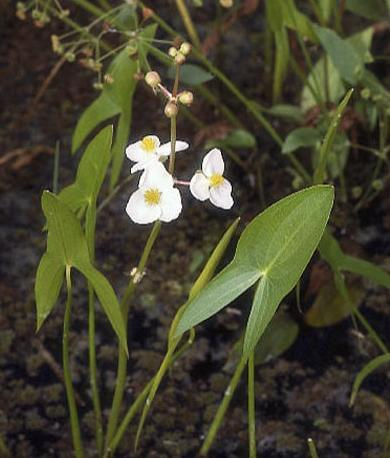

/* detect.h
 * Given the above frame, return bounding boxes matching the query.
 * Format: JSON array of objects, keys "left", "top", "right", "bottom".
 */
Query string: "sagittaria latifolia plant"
[{"left": 35, "top": 40, "right": 334, "bottom": 458}]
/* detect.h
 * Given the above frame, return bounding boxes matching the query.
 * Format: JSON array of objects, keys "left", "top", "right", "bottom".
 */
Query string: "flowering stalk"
[{"left": 105, "top": 221, "right": 161, "bottom": 447}]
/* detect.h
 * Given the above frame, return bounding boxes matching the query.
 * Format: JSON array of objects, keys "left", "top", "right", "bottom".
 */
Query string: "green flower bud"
[
  {"left": 178, "top": 90, "right": 194, "bottom": 106},
  {"left": 65, "top": 52, "right": 75, "bottom": 62},
  {"left": 145, "top": 71, "right": 161, "bottom": 88},
  {"left": 179, "top": 42, "right": 192, "bottom": 56},
  {"left": 164, "top": 102, "right": 178, "bottom": 118},
  {"left": 174, "top": 52, "right": 186, "bottom": 65},
  {"left": 168, "top": 47, "right": 178, "bottom": 58}
]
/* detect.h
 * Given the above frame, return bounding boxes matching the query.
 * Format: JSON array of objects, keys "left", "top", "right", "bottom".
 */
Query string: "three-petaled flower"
[
  {"left": 190, "top": 148, "right": 234, "bottom": 209},
  {"left": 126, "top": 135, "right": 189, "bottom": 173},
  {"left": 126, "top": 162, "right": 182, "bottom": 224}
]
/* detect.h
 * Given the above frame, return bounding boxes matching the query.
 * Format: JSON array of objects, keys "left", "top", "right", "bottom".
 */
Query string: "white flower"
[
  {"left": 190, "top": 148, "right": 233, "bottom": 209},
  {"left": 126, "top": 162, "right": 182, "bottom": 224},
  {"left": 125, "top": 135, "right": 189, "bottom": 173}
]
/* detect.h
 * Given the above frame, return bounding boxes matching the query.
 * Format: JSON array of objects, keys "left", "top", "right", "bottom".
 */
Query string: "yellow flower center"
[
  {"left": 141, "top": 136, "right": 157, "bottom": 153},
  {"left": 144, "top": 188, "right": 161, "bottom": 206},
  {"left": 209, "top": 174, "right": 224, "bottom": 188}
]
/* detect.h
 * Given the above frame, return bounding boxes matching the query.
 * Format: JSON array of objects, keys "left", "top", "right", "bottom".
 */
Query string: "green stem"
[
  {"left": 84, "top": 204, "right": 104, "bottom": 456},
  {"left": 106, "top": 329, "right": 195, "bottom": 456},
  {"left": 248, "top": 353, "right": 256, "bottom": 458},
  {"left": 105, "top": 221, "right": 162, "bottom": 447},
  {"left": 201, "top": 356, "right": 247, "bottom": 456},
  {"left": 175, "top": 0, "right": 201, "bottom": 48},
  {"left": 63, "top": 266, "right": 84, "bottom": 458},
  {"left": 353, "top": 309, "right": 389, "bottom": 354},
  {"left": 307, "top": 438, "right": 319, "bottom": 458},
  {"left": 88, "top": 284, "right": 104, "bottom": 456}
]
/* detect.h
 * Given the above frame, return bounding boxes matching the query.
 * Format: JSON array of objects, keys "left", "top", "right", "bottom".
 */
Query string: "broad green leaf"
[
  {"left": 282, "top": 127, "right": 321, "bottom": 154},
  {"left": 350, "top": 354, "right": 390, "bottom": 406},
  {"left": 168, "top": 63, "right": 214, "bottom": 86},
  {"left": 305, "top": 279, "right": 364, "bottom": 327},
  {"left": 35, "top": 252, "right": 65, "bottom": 330},
  {"left": 313, "top": 25, "right": 364, "bottom": 85},
  {"left": 175, "top": 185, "right": 334, "bottom": 347},
  {"left": 301, "top": 27, "right": 374, "bottom": 110},
  {"left": 314, "top": 89, "right": 353, "bottom": 184},
  {"left": 283, "top": 0, "right": 317, "bottom": 42},
  {"left": 346, "top": 0, "right": 388, "bottom": 20},
  {"left": 40, "top": 192, "right": 128, "bottom": 353},
  {"left": 60, "top": 126, "right": 113, "bottom": 214}
]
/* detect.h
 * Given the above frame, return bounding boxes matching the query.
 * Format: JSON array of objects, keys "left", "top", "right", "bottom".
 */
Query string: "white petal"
[
  {"left": 131, "top": 156, "right": 158, "bottom": 174},
  {"left": 159, "top": 188, "right": 182, "bottom": 222},
  {"left": 190, "top": 172, "right": 210, "bottom": 201},
  {"left": 158, "top": 140, "right": 189, "bottom": 156},
  {"left": 209, "top": 179, "right": 233, "bottom": 209},
  {"left": 202, "top": 148, "right": 225, "bottom": 177},
  {"left": 126, "top": 189, "right": 161, "bottom": 224},
  {"left": 126, "top": 135, "right": 160, "bottom": 163},
  {"left": 139, "top": 162, "right": 174, "bottom": 190}
]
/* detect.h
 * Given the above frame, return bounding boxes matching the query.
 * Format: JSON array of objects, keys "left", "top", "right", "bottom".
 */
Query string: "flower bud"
[
  {"left": 93, "top": 82, "right": 104, "bottom": 91},
  {"left": 104, "top": 73, "right": 114, "bottom": 84},
  {"left": 65, "top": 52, "right": 75, "bottom": 62},
  {"left": 145, "top": 71, "right": 161, "bottom": 88},
  {"left": 168, "top": 47, "right": 178, "bottom": 58},
  {"left": 179, "top": 42, "right": 192, "bottom": 56},
  {"left": 220, "top": 0, "right": 233, "bottom": 7},
  {"left": 164, "top": 102, "right": 178, "bottom": 118},
  {"left": 31, "top": 9, "right": 40, "bottom": 19},
  {"left": 372, "top": 179, "right": 383, "bottom": 191},
  {"left": 178, "top": 90, "right": 194, "bottom": 106},
  {"left": 174, "top": 52, "right": 186, "bottom": 65}
]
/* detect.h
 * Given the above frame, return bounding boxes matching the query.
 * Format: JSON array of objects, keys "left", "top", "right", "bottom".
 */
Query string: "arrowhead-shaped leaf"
[{"left": 175, "top": 186, "right": 334, "bottom": 357}]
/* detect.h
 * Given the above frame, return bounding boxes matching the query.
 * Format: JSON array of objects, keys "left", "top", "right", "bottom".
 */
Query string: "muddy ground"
[{"left": 1, "top": 4, "right": 390, "bottom": 457}]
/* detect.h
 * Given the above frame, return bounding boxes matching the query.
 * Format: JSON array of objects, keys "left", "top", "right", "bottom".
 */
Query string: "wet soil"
[{"left": 1, "top": 5, "right": 390, "bottom": 458}]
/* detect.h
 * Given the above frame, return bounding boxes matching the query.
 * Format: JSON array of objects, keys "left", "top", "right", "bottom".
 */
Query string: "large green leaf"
[
  {"left": 60, "top": 126, "right": 113, "bottom": 214},
  {"left": 38, "top": 192, "right": 128, "bottom": 353},
  {"left": 168, "top": 63, "right": 214, "bottom": 86},
  {"left": 72, "top": 25, "right": 157, "bottom": 189},
  {"left": 346, "top": 0, "right": 388, "bottom": 20},
  {"left": 282, "top": 127, "right": 322, "bottom": 154},
  {"left": 175, "top": 185, "right": 334, "bottom": 358}
]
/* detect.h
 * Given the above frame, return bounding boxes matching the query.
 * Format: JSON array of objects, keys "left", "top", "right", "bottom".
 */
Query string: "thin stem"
[
  {"left": 169, "top": 115, "right": 177, "bottom": 174},
  {"left": 175, "top": 0, "right": 201, "bottom": 48},
  {"left": 248, "top": 353, "right": 256, "bottom": 458},
  {"left": 63, "top": 266, "right": 84, "bottom": 458},
  {"left": 52, "top": 140, "right": 60, "bottom": 194},
  {"left": 88, "top": 285, "right": 104, "bottom": 456},
  {"left": 307, "top": 438, "right": 319, "bottom": 458},
  {"left": 353, "top": 309, "right": 389, "bottom": 354},
  {"left": 201, "top": 357, "right": 247, "bottom": 456},
  {"left": 105, "top": 221, "right": 162, "bottom": 448}
]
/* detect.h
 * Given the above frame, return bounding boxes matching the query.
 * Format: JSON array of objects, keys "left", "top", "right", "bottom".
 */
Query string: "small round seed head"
[
  {"left": 179, "top": 42, "right": 192, "bottom": 56},
  {"left": 31, "top": 9, "right": 40, "bottom": 19},
  {"left": 174, "top": 52, "right": 186, "bottom": 65},
  {"left": 65, "top": 52, "right": 76, "bottom": 62},
  {"left": 145, "top": 71, "right": 161, "bottom": 88},
  {"left": 168, "top": 47, "right": 178, "bottom": 58},
  {"left": 164, "top": 102, "right": 178, "bottom": 118},
  {"left": 178, "top": 91, "right": 194, "bottom": 106},
  {"left": 220, "top": 0, "right": 233, "bottom": 7},
  {"left": 104, "top": 73, "right": 114, "bottom": 84},
  {"left": 93, "top": 82, "right": 104, "bottom": 91}
]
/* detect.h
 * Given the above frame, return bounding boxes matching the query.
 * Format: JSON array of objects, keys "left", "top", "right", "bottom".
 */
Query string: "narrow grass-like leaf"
[
  {"left": 35, "top": 252, "right": 65, "bottom": 330},
  {"left": 313, "top": 88, "right": 353, "bottom": 184},
  {"left": 350, "top": 354, "right": 390, "bottom": 406}
]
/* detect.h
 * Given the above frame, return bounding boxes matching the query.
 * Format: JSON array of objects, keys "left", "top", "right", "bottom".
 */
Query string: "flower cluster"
[{"left": 125, "top": 136, "right": 234, "bottom": 224}]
